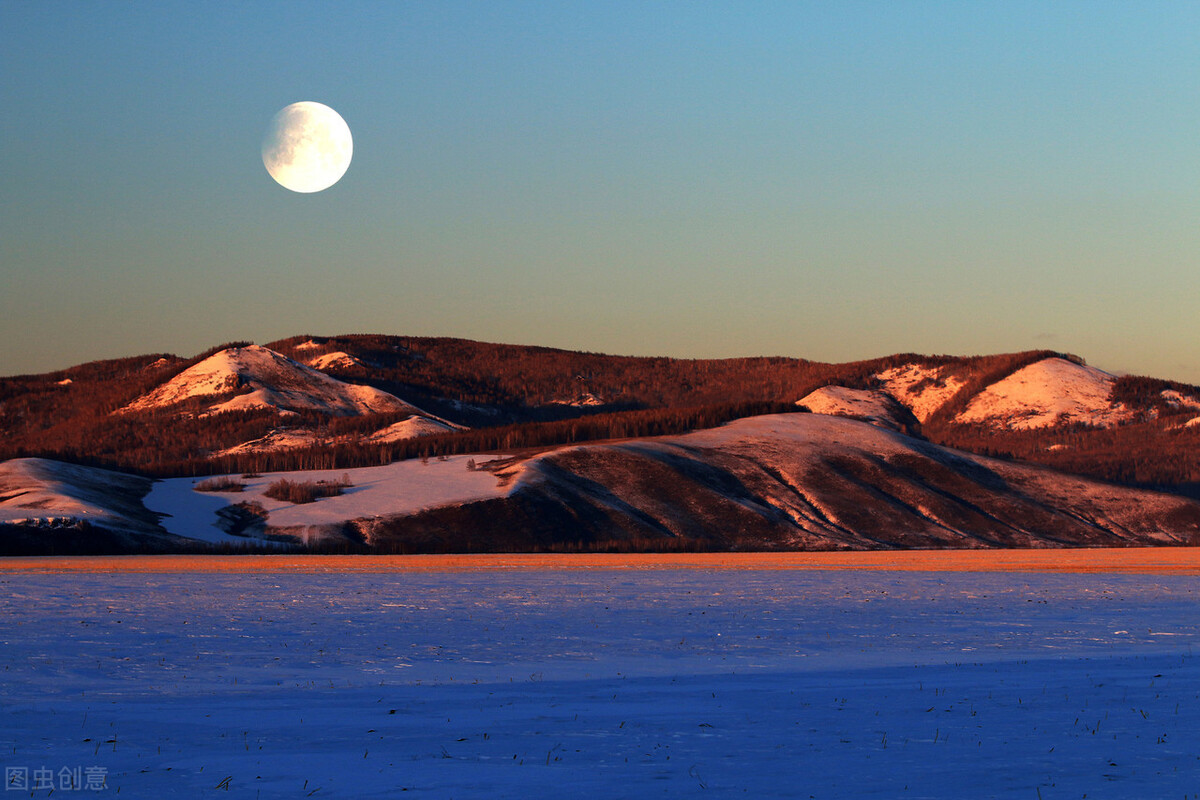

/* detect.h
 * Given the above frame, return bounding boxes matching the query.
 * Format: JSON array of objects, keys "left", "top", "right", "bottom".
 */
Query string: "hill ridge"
[{"left": 4, "top": 335, "right": 1200, "bottom": 497}]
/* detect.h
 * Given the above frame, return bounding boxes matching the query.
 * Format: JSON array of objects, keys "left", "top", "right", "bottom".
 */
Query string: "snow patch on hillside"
[
  {"left": 308, "top": 351, "right": 363, "bottom": 371},
  {"left": 1161, "top": 390, "right": 1200, "bottom": 410},
  {"left": 365, "top": 416, "right": 464, "bottom": 443},
  {"left": 142, "top": 357, "right": 178, "bottom": 372},
  {"left": 118, "top": 345, "right": 418, "bottom": 417},
  {"left": 216, "top": 428, "right": 320, "bottom": 457},
  {"left": 204, "top": 382, "right": 408, "bottom": 417},
  {"left": 874, "top": 364, "right": 965, "bottom": 422},
  {"left": 669, "top": 414, "right": 916, "bottom": 469},
  {"left": 797, "top": 386, "right": 910, "bottom": 431},
  {"left": 955, "top": 358, "right": 1130, "bottom": 430}
]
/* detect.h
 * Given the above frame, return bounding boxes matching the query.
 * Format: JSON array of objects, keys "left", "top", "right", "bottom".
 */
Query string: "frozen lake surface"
[{"left": 2, "top": 568, "right": 1199, "bottom": 797}]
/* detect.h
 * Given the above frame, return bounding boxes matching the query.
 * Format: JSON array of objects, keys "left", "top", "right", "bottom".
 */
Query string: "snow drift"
[{"left": 0, "top": 458, "right": 183, "bottom": 552}]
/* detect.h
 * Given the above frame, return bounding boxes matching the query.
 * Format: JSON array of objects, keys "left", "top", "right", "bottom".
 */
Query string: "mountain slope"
[
  {"left": 0, "top": 458, "right": 184, "bottom": 554},
  {"left": 953, "top": 357, "right": 1130, "bottom": 430},
  {"left": 873, "top": 363, "right": 967, "bottom": 423},
  {"left": 364, "top": 416, "right": 465, "bottom": 443},
  {"left": 797, "top": 386, "right": 916, "bottom": 433},
  {"left": 8, "top": 413, "right": 1200, "bottom": 554},
  {"left": 8, "top": 335, "right": 1200, "bottom": 496},
  {"left": 119, "top": 345, "right": 420, "bottom": 417},
  {"left": 366, "top": 414, "right": 1200, "bottom": 552}
]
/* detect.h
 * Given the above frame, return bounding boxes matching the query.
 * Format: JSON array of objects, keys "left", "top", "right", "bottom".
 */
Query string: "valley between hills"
[{"left": 4, "top": 334, "right": 1200, "bottom": 554}]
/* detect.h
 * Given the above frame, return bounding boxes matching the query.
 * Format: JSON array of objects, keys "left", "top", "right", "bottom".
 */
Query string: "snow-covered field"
[
  {"left": 144, "top": 455, "right": 509, "bottom": 543},
  {"left": 3, "top": 566, "right": 1199, "bottom": 797}
]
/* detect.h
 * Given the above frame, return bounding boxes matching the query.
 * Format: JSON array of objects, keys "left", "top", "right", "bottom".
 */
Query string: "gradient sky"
[{"left": 3, "top": 2, "right": 1200, "bottom": 381}]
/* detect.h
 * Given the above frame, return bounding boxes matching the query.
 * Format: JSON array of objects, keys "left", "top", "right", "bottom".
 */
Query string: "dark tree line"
[{"left": 170, "top": 401, "right": 803, "bottom": 478}]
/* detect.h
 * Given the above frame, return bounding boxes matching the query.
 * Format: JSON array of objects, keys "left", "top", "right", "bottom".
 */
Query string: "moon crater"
[{"left": 262, "top": 101, "right": 353, "bottom": 193}]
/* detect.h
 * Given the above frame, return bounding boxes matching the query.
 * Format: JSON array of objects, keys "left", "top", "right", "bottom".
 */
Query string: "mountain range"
[{"left": 4, "top": 334, "right": 1200, "bottom": 553}]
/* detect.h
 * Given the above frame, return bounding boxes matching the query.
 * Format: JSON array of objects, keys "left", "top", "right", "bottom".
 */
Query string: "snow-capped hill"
[
  {"left": 216, "top": 428, "right": 320, "bottom": 457},
  {"left": 365, "top": 415, "right": 465, "bottom": 444},
  {"left": 119, "top": 345, "right": 420, "bottom": 417},
  {"left": 307, "top": 351, "right": 363, "bottom": 371},
  {"left": 797, "top": 386, "right": 914, "bottom": 432},
  {"left": 954, "top": 358, "right": 1130, "bottom": 430},
  {"left": 874, "top": 364, "right": 965, "bottom": 422}
]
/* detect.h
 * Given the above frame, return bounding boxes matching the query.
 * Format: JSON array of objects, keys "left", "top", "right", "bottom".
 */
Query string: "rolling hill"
[
  {"left": 118, "top": 344, "right": 421, "bottom": 417},
  {"left": 6, "top": 414, "right": 1200, "bottom": 554},
  {"left": 370, "top": 413, "right": 1200, "bottom": 553},
  {"left": 4, "top": 334, "right": 1200, "bottom": 497}
]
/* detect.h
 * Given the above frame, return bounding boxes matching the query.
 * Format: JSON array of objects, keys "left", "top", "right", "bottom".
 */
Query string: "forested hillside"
[{"left": 5, "top": 334, "right": 1200, "bottom": 497}]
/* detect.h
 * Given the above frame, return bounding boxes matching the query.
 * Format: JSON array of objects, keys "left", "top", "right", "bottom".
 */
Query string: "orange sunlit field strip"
[{"left": 3, "top": 548, "right": 1200, "bottom": 574}]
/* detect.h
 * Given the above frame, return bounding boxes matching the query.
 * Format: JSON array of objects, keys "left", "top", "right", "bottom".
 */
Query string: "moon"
[{"left": 262, "top": 102, "right": 353, "bottom": 193}]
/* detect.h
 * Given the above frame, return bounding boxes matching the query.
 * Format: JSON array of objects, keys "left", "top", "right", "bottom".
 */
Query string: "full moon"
[{"left": 262, "top": 101, "right": 353, "bottom": 193}]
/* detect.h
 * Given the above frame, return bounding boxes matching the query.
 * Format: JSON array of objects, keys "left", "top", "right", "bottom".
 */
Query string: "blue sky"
[{"left": 3, "top": 2, "right": 1200, "bottom": 381}]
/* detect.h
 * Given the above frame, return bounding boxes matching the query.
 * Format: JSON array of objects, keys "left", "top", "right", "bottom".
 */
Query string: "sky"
[{"left": 3, "top": 2, "right": 1200, "bottom": 381}]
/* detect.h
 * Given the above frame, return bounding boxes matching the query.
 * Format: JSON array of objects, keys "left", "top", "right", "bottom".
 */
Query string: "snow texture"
[
  {"left": 216, "top": 428, "right": 320, "bottom": 457},
  {"left": 797, "top": 385, "right": 910, "bottom": 431},
  {"left": 0, "top": 458, "right": 154, "bottom": 533},
  {"left": 1160, "top": 390, "right": 1200, "bottom": 410},
  {"left": 955, "top": 358, "right": 1129, "bottom": 430},
  {"left": 364, "top": 415, "right": 463, "bottom": 443},
  {"left": 145, "top": 455, "right": 509, "bottom": 541},
  {"left": 307, "top": 351, "right": 364, "bottom": 370},
  {"left": 874, "top": 364, "right": 965, "bottom": 423},
  {"left": 1, "top": 567, "right": 1199, "bottom": 798}
]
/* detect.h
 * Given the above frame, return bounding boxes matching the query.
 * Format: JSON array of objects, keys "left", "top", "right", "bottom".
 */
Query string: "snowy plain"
[
  {"left": 2, "top": 566, "right": 1199, "bottom": 798},
  {"left": 143, "top": 455, "right": 509, "bottom": 543}
]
